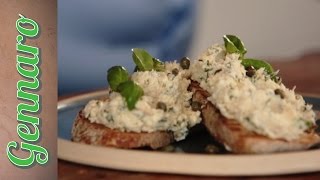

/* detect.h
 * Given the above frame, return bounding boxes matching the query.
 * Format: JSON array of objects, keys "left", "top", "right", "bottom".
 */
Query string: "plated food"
[
  {"left": 72, "top": 49, "right": 201, "bottom": 149},
  {"left": 72, "top": 35, "right": 320, "bottom": 154}
]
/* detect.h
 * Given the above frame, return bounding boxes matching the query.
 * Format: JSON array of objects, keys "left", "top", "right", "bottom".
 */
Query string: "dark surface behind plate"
[{"left": 58, "top": 95, "right": 320, "bottom": 153}]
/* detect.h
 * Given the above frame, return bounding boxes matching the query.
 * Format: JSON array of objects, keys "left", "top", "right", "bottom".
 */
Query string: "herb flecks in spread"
[
  {"left": 84, "top": 50, "right": 201, "bottom": 141},
  {"left": 191, "top": 35, "right": 315, "bottom": 141}
]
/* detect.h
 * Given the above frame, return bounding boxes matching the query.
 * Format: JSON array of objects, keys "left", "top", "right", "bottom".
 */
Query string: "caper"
[
  {"left": 316, "top": 119, "right": 320, "bottom": 126},
  {"left": 156, "top": 102, "right": 167, "bottom": 111},
  {"left": 191, "top": 101, "right": 201, "bottom": 111},
  {"left": 245, "top": 66, "right": 255, "bottom": 77},
  {"left": 274, "top": 89, "right": 285, "bottom": 99},
  {"left": 172, "top": 68, "right": 179, "bottom": 76},
  {"left": 180, "top": 57, "right": 190, "bottom": 69}
]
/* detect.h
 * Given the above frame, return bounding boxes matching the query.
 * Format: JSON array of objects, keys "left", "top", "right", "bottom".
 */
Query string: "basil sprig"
[
  {"left": 132, "top": 48, "right": 154, "bottom": 71},
  {"left": 132, "top": 48, "right": 165, "bottom": 71},
  {"left": 241, "top": 59, "right": 274, "bottom": 75},
  {"left": 107, "top": 66, "right": 143, "bottom": 110},
  {"left": 107, "top": 66, "right": 129, "bottom": 91},
  {"left": 152, "top": 58, "right": 165, "bottom": 71},
  {"left": 223, "top": 35, "right": 278, "bottom": 81},
  {"left": 117, "top": 80, "right": 144, "bottom": 110},
  {"left": 106, "top": 49, "right": 165, "bottom": 110},
  {"left": 223, "top": 35, "right": 247, "bottom": 59},
  {"left": 242, "top": 59, "right": 277, "bottom": 80}
]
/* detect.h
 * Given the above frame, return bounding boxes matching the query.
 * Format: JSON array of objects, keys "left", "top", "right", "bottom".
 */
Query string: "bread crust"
[
  {"left": 72, "top": 111, "right": 174, "bottom": 149},
  {"left": 189, "top": 81, "right": 320, "bottom": 154}
]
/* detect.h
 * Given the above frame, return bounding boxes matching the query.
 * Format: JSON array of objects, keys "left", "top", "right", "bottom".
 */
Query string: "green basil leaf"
[
  {"left": 242, "top": 58, "right": 276, "bottom": 79},
  {"left": 107, "top": 66, "right": 129, "bottom": 91},
  {"left": 132, "top": 48, "right": 154, "bottom": 71},
  {"left": 152, "top": 58, "right": 165, "bottom": 71},
  {"left": 223, "top": 35, "right": 247, "bottom": 59},
  {"left": 117, "top": 80, "right": 144, "bottom": 110}
]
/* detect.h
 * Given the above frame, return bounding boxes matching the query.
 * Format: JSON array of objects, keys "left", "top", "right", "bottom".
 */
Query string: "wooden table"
[{"left": 58, "top": 54, "right": 320, "bottom": 180}]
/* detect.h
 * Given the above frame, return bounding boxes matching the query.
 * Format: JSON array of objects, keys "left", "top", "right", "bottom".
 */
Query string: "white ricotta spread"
[
  {"left": 83, "top": 62, "right": 201, "bottom": 141},
  {"left": 191, "top": 44, "right": 315, "bottom": 141}
]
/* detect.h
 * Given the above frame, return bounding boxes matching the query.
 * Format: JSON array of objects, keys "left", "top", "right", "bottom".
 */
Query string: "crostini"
[
  {"left": 189, "top": 35, "right": 320, "bottom": 153},
  {"left": 72, "top": 49, "right": 201, "bottom": 149}
]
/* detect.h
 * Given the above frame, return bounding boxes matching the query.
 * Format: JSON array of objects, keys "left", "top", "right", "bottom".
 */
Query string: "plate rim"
[{"left": 58, "top": 91, "right": 320, "bottom": 176}]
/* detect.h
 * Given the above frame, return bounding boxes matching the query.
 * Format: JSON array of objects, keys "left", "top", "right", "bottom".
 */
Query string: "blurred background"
[{"left": 58, "top": 0, "right": 320, "bottom": 96}]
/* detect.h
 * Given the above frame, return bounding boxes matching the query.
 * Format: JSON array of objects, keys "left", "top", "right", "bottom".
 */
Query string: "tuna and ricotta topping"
[
  {"left": 84, "top": 62, "right": 201, "bottom": 141},
  {"left": 191, "top": 44, "right": 315, "bottom": 141}
]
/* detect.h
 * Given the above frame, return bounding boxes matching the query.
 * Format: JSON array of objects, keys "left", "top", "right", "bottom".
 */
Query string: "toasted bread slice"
[
  {"left": 72, "top": 111, "right": 174, "bottom": 149},
  {"left": 189, "top": 81, "right": 320, "bottom": 154}
]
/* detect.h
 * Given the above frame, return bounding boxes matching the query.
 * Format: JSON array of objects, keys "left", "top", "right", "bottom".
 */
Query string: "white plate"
[{"left": 58, "top": 91, "right": 320, "bottom": 176}]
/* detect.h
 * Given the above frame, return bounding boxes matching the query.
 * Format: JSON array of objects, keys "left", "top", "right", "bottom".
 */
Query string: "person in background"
[{"left": 58, "top": 0, "right": 196, "bottom": 95}]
